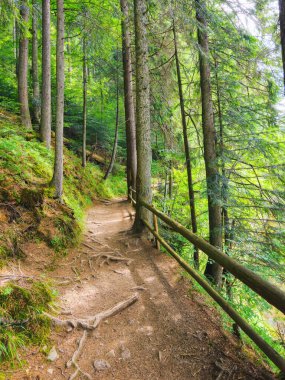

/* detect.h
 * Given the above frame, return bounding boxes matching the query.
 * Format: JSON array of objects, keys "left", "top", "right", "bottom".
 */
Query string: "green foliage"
[
  {"left": 0, "top": 115, "right": 126, "bottom": 264},
  {"left": 0, "top": 280, "right": 56, "bottom": 364}
]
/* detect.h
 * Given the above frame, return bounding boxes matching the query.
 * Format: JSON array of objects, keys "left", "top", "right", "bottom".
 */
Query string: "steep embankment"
[{"left": 0, "top": 110, "right": 125, "bottom": 268}]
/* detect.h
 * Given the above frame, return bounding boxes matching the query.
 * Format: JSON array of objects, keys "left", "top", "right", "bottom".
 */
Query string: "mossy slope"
[{"left": 0, "top": 110, "right": 126, "bottom": 263}]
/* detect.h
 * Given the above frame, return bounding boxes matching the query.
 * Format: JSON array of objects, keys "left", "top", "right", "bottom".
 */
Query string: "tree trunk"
[
  {"left": 279, "top": 0, "right": 285, "bottom": 92},
  {"left": 31, "top": 0, "right": 40, "bottom": 125},
  {"left": 196, "top": 0, "right": 222, "bottom": 286},
  {"left": 173, "top": 20, "right": 199, "bottom": 269},
  {"left": 18, "top": 0, "right": 32, "bottom": 129},
  {"left": 40, "top": 0, "right": 51, "bottom": 148},
  {"left": 13, "top": 18, "right": 19, "bottom": 77},
  {"left": 120, "top": 0, "right": 137, "bottom": 194},
  {"left": 133, "top": 0, "right": 152, "bottom": 232},
  {"left": 52, "top": 0, "right": 65, "bottom": 200},
  {"left": 82, "top": 33, "right": 87, "bottom": 168},
  {"left": 104, "top": 65, "right": 119, "bottom": 180}
]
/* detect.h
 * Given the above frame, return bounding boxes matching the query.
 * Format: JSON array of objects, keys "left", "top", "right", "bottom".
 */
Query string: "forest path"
[{"left": 11, "top": 199, "right": 274, "bottom": 380}]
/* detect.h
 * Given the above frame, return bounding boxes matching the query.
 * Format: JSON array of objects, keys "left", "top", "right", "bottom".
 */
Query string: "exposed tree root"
[
  {"left": 45, "top": 293, "right": 139, "bottom": 331},
  {"left": 82, "top": 242, "right": 96, "bottom": 250},
  {"left": 67, "top": 331, "right": 87, "bottom": 368},
  {"left": 0, "top": 274, "right": 35, "bottom": 280},
  {"left": 63, "top": 294, "right": 139, "bottom": 380},
  {"left": 131, "top": 285, "right": 146, "bottom": 291},
  {"left": 90, "top": 238, "right": 106, "bottom": 246},
  {"left": 90, "top": 252, "right": 132, "bottom": 267}
]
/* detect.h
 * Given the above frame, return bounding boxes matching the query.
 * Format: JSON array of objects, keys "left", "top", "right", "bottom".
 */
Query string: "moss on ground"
[
  {"left": 0, "top": 280, "right": 56, "bottom": 364},
  {"left": 0, "top": 111, "right": 126, "bottom": 266}
]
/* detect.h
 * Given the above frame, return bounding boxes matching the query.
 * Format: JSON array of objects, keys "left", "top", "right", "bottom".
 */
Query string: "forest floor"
[{"left": 1, "top": 199, "right": 276, "bottom": 380}]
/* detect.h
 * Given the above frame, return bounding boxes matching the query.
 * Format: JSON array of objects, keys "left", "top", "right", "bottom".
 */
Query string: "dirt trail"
[{"left": 6, "top": 199, "right": 275, "bottom": 379}]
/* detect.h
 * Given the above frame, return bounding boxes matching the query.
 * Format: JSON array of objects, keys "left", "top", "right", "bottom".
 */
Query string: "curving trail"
[{"left": 11, "top": 199, "right": 274, "bottom": 380}]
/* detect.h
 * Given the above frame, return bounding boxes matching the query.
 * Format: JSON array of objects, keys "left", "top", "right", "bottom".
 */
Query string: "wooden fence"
[{"left": 129, "top": 188, "right": 285, "bottom": 373}]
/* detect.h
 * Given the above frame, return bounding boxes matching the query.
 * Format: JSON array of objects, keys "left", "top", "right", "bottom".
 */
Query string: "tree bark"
[
  {"left": 133, "top": 0, "right": 152, "bottom": 232},
  {"left": 53, "top": 0, "right": 65, "bottom": 200},
  {"left": 82, "top": 33, "right": 87, "bottom": 168},
  {"left": 31, "top": 0, "right": 40, "bottom": 125},
  {"left": 13, "top": 18, "right": 19, "bottom": 77},
  {"left": 104, "top": 65, "right": 119, "bottom": 180},
  {"left": 120, "top": 0, "right": 137, "bottom": 194},
  {"left": 18, "top": 0, "right": 32, "bottom": 129},
  {"left": 196, "top": 0, "right": 222, "bottom": 286},
  {"left": 173, "top": 20, "right": 199, "bottom": 269},
  {"left": 40, "top": 0, "right": 51, "bottom": 148},
  {"left": 279, "top": 0, "right": 285, "bottom": 92}
]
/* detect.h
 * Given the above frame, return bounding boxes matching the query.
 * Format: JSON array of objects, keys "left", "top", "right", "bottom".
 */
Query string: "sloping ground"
[
  {"left": 0, "top": 111, "right": 125, "bottom": 269},
  {"left": 1, "top": 200, "right": 275, "bottom": 380}
]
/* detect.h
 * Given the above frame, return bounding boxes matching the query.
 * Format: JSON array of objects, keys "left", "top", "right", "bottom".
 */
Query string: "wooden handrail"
[
  {"left": 142, "top": 218, "right": 285, "bottom": 372},
  {"left": 129, "top": 188, "right": 285, "bottom": 372},
  {"left": 137, "top": 197, "right": 285, "bottom": 315}
]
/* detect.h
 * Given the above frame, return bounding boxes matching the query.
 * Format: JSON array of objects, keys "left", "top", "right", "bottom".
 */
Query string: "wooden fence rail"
[{"left": 129, "top": 188, "right": 285, "bottom": 372}]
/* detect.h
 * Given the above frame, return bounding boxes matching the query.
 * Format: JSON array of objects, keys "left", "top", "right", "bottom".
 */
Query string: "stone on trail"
[
  {"left": 106, "top": 349, "right": 116, "bottom": 358},
  {"left": 93, "top": 359, "right": 111, "bottom": 371},
  {"left": 47, "top": 346, "right": 59, "bottom": 362},
  {"left": 120, "top": 346, "right": 131, "bottom": 360}
]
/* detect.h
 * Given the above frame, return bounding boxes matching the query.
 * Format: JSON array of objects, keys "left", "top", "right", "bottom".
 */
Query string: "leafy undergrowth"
[
  {"left": 0, "top": 280, "right": 56, "bottom": 365},
  {"left": 0, "top": 109, "right": 126, "bottom": 265}
]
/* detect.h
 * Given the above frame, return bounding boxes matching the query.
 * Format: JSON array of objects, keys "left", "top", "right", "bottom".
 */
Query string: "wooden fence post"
[{"left": 153, "top": 214, "right": 160, "bottom": 250}]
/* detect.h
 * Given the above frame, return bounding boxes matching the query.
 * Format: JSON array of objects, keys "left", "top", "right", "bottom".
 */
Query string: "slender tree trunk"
[
  {"left": 169, "top": 161, "right": 173, "bottom": 199},
  {"left": 18, "top": 0, "right": 32, "bottom": 129},
  {"left": 163, "top": 173, "right": 168, "bottom": 213},
  {"left": 173, "top": 20, "right": 199, "bottom": 269},
  {"left": 40, "top": 0, "right": 51, "bottom": 148},
  {"left": 13, "top": 18, "right": 18, "bottom": 76},
  {"left": 120, "top": 0, "right": 137, "bottom": 194},
  {"left": 279, "top": 0, "right": 285, "bottom": 92},
  {"left": 53, "top": 0, "right": 64, "bottom": 200},
  {"left": 133, "top": 0, "right": 152, "bottom": 232},
  {"left": 213, "top": 55, "right": 236, "bottom": 303},
  {"left": 82, "top": 33, "right": 87, "bottom": 168},
  {"left": 104, "top": 67, "right": 119, "bottom": 180},
  {"left": 196, "top": 0, "right": 222, "bottom": 286},
  {"left": 66, "top": 32, "right": 72, "bottom": 75},
  {"left": 31, "top": 0, "right": 40, "bottom": 125}
]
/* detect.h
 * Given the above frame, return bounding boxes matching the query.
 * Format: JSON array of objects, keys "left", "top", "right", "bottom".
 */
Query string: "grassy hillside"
[{"left": 0, "top": 109, "right": 126, "bottom": 265}]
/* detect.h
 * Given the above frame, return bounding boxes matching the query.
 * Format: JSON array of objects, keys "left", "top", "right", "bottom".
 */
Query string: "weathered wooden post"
[{"left": 153, "top": 214, "right": 160, "bottom": 250}]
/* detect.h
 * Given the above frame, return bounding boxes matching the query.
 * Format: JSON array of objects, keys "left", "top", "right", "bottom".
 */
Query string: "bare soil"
[{"left": 1, "top": 199, "right": 276, "bottom": 379}]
